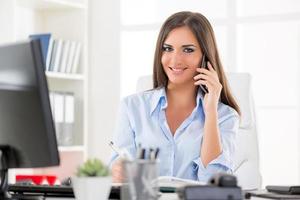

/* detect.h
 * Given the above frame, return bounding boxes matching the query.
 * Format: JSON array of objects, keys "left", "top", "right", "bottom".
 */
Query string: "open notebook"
[
  {"left": 156, "top": 176, "right": 205, "bottom": 192},
  {"left": 112, "top": 176, "right": 204, "bottom": 192}
]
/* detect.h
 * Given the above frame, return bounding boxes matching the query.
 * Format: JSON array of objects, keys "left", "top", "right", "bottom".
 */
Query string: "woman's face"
[{"left": 161, "top": 26, "right": 203, "bottom": 87}]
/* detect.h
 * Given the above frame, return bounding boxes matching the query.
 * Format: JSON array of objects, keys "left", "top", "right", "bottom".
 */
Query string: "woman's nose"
[{"left": 169, "top": 51, "right": 183, "bottom": 66}]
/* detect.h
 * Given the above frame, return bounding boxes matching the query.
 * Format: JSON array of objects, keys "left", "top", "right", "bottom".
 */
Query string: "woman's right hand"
[{"left": 111, "top": 159, "right": 124, "bottom": 183}]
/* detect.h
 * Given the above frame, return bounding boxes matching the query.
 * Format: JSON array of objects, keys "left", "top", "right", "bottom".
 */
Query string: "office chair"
[{"left": 136, "top": 73, "right": 262, "bottom": 190}]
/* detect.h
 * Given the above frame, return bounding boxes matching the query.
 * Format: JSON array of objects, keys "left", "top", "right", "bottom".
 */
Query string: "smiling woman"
[
  {"left": 161, "top": 26, "right": 202, "bottom": 86},
  {"left": 110, "top": 11, "right": 241, "bottom": 183}
]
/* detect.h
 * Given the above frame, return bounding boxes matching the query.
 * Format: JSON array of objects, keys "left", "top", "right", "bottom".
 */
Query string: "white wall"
[
  {"left": 0, "top": 0, "right": 15, "bottom": 44},
  {"left": 88, "top": 0, "right": 120, "bottom": 163}
]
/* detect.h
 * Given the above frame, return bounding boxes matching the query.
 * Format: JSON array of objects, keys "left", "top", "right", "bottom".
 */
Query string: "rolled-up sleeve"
[
  {"left": 109, "top": 98, "right": 136, "bottom": 167},
  {"left": 192, "top": 111, "right": 239, "bottom": 182}
]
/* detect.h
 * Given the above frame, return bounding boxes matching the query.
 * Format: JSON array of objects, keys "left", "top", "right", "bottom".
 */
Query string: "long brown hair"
[{"left": 153, "top": 11, "right": 241, "bottom": 116}]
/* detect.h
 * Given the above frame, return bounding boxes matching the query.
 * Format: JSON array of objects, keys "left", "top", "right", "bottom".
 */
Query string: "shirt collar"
[
  {"left": 196, "top": 87, "right": 205, "bottom": 109},
  {"left": 150, "top": 86, "right": 205, "bottom": 116},
  {"left": 150, "top": 87, "right": 167, "bottom": 115}
]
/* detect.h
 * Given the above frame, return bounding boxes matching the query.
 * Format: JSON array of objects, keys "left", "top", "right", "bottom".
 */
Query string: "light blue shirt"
[{"left": 110, "top": 87, "right": 239, "bottom": 182}]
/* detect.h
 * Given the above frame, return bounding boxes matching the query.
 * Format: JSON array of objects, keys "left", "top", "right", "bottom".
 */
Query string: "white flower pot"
[{"left": 72, "top": 176, "right": 112, "bottom": 200}]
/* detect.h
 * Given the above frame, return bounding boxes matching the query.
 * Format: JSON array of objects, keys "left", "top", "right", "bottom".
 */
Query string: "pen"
[
  {"left": 136, "top": 143, "right": 146, "bottom": 160},
  {"left": 109, "top": 141, "right": 132, "bottom": 160},
  {"left": 109, "top": 141, "right": 122, "bottom": 154},
  {"left": 149, "top": 148, "right": 153, "bottom": 160},
  {"left": 136, "top": 143, "right": 142, "bottom": 159},
  {"left": 139, "top": 148, "right": 146, "bottom": 159},
  {"left": 154, "top": 148, "right": 160, "bottom": 159}
]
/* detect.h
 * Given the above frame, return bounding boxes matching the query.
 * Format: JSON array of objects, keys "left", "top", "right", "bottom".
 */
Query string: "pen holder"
[{"left": 122, "top": 159, "right": 159, "bottom": 200}]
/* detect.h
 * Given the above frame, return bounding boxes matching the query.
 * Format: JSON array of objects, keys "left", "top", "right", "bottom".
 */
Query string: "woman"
[{"left": 110, "top": 11, "right": 240, "bottom": 183}]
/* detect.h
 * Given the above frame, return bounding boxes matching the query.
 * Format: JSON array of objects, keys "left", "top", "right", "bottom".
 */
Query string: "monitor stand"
[{"left": 0, "top": 146, "right": 43, "bottom": 200}]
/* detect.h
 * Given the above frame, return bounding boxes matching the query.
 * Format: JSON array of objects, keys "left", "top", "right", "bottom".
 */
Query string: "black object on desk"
[
  {"left": 8, "top": 184, "right": 74, "bottom": 198},
  {"left": 266, "top": 185, "right": 300, "bottom": 195},
  {"left": 177, "top": 173, "right": 242, "bottom": 200},
  {"left": 244, "top": 185, "right": 300, "bottom": 200},
  {"left": 9, "top": 184, "right": 122, "bottom": 199},
  {"left": 0, "top": 39, "right": 60, "bottom": 199},
  {"left": 209, "top": 173, "right": 238, "bottom": 188},
  {"left": 245, "top": 189, "right": 300, "bottom": 199},
  {"left": 177, "top": 185, "right": 243, "bottom": 200}
]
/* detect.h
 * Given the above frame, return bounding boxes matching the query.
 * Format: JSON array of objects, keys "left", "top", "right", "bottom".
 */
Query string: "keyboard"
[
  {"left": 8, "top": 184, "right": 121, "bottom": 199},
  {"left": 8, "top": 184, "right": 74, "bottom": 197}
]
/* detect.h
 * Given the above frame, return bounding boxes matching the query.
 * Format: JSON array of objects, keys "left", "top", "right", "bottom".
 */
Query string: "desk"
[
  {"left": 157, "top": 194, "right": 267, "bottom": 200},
  {"left": 45, "top": 194, "right": 267, "bottom": 200}
]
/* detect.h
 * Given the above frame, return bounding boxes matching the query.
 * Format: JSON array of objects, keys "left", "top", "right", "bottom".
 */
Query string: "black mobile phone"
[{"left": 198, "top": 55, "right": 208, "bottom": 94}]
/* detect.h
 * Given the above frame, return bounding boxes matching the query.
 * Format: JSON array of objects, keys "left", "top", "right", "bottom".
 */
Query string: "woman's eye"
[
  {"left": 162, "top": 46, "right": 173, "bottom": 52},
  {"left": 183, "top": 48, "right": 194, "bottom": 53}
]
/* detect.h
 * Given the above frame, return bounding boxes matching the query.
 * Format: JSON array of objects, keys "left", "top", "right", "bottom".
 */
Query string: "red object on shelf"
[
  {"left": 46, "top": 175, "right": 57, "bottom": 185},
  {"left": 16, "top": 175, "right": 57, "bottom": 185}
]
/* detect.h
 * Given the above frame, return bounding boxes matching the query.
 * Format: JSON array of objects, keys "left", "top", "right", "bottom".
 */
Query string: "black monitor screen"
[{"left": 0, "top": 39, "right": 59, "bottom": 172}]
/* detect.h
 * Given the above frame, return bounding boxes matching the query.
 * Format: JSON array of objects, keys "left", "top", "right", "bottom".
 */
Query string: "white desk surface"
[
  {"left": 159, "top": 193, "right": 267, "bottom": 200},
  {"left": 46, "top": 194, "right": 267, "bottom": 200}
]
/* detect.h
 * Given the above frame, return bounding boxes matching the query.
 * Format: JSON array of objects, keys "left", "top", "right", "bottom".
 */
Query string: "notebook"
[
  {"left": 156, "top": 176, "right": 205, "bottom": 193},
  {"left": 112, "top": 176, "right": 204, "bottom": 193}
]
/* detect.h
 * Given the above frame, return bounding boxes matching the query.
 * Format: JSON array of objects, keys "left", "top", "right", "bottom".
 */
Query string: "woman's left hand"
[{"left": 194, "top": 62, "right": 222, "bottom": 114}]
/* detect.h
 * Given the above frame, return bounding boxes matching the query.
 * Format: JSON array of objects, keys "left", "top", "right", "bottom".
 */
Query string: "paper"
[{"left": 156, "top": 176, "right": 205, "bottom": 189}]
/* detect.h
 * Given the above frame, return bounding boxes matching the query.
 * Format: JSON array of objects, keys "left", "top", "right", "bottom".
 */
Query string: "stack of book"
[
  {"left": 49, "top": 91, "right": 75, "bottom": 146},
  {"left": 29, "top": 33, "right": 81, "bottom": 74}
]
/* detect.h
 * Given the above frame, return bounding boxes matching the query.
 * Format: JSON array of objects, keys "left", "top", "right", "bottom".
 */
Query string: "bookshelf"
[
  {"left": 0, "top": 0, "right": 88, "bottom": 182},
  {"left": 46, "top": 71, "right": 85, "bottom": 81}
]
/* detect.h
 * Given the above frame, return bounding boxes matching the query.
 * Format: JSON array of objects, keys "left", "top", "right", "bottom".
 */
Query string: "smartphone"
[{"left": 198, "top": 55, "right": 208, "bottom": 94}]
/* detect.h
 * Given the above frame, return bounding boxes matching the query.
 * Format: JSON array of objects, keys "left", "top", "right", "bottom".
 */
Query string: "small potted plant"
[{"left": 72, "top": 158, "right": 111, "bottom": 200}]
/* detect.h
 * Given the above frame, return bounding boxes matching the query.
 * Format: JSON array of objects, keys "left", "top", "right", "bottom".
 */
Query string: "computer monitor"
[{"left": 0, "top": 39, "right": 60, "bottom": 198}]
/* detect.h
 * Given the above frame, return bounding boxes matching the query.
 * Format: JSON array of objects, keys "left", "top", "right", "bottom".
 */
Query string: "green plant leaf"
[{"left": 76, "top": 158, "right": 110, "bottom": 177}]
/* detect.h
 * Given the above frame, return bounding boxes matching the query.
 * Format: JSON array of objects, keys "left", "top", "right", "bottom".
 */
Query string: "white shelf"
[
  {"left": 1, "top": 0, "right": 88, "bottom": 182},
  {"left": 46, "top": 71, "right": 85, "bottom": 81},
  {"left": 17, "top": 0, "right": 87, "bottom": 10},
  {"left": 58, "top": 145, "right": 85, "bottom": 152}
]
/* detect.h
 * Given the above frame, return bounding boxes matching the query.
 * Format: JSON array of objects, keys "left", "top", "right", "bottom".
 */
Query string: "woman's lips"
[{"left": 169, "top": 67, "right": 187, "bottom": 75}]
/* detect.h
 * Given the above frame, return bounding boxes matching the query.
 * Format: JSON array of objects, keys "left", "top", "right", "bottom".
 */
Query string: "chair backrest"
[{"left": 136, "top": 73, "right": 262, "bottom": 190}]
